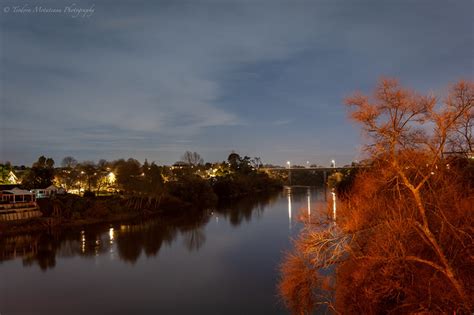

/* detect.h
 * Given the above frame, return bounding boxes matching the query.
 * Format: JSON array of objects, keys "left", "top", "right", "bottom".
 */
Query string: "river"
[{"left": 0, "top": 186, "right": 329, "bottom": 315}]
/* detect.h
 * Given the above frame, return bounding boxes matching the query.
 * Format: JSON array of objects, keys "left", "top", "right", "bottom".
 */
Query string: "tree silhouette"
[
  {"left": 61, "top": 156, "right": 78, "bottom": 168},
  {"left": 181, "top": 151, "right": 204, "bottom": 166}
]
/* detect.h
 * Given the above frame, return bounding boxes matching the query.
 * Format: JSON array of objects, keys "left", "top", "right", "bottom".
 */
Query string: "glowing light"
[
  {"left": 307, "top": 188, "right": 311, "bottom": 218},
  {"left": 107, "top": 172, "right": 116, "bottom": 183},
  {"left": 109, "top": 227, "right": 115, "bottom": 243},
  {"left": 288, "top": 189, "right": 292, "bottom": 230},
  {"left": 331, "top": 159, "right": 336, "bottom": 168},
  {"left": 331, "top": 190, "right": 337, "bottom": 220},
  {"left": 7, "top": 171, "right": 18, "bottom": 184},
  {"left": 80, "top": 230, "right": 86, "bottom": 253}
]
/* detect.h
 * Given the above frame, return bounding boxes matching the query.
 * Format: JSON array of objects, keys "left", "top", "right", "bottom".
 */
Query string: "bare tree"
[
  {"left": 344, "top": 79, "right": 472, "bottom": 303},
  {"left": 251, "top": 157, "right": 263, "bottom": 169},
  {"left": 445, "top": 81, "right": 474, "bottom": 156},
  {"left": 61, "top": 156, "right": 78, "bottom": 168},
  {"left": 181, "top": 151, "right": 204, "bottom": 166}
]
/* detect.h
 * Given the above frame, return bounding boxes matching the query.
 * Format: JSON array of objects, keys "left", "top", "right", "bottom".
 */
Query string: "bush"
[
  {"left": 84, "top": 201, "right": 110, "bottom": 219},
  {"left": 158, "top": 194, "right": 192, "bottom": 214},
  {"left": 166, "top": 174, "right": 217, "bottom": 208},
  {"left": 83, "top": 190, "right": 95, "bottom": 198},
  {"left": 212, "top": 172, "right": 282, "bottom": 198}
]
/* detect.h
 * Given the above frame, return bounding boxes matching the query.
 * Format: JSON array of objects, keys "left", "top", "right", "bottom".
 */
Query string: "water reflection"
[
  {"left": 0, "top": 192, "right": 281, "bottom": 270},
  {"left": 287, "top": 189, "right": 292, "bottom": 229},
  {"left": 285, "top": 186, "right": 324, "bottom": 227},
  {"left": 215, "top": 192, "right": 279, "bottom": 227},
  {"left": 331, "top": 190, "right": 337, "bottom": 220},
  {"left": 1, "top": 188, "right": 331, "bottom": 315},
  {"left": 307, "top": 187, "right": 311, "bottom": 218}
]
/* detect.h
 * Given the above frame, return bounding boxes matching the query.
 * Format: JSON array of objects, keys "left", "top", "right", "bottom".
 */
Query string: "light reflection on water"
[
  {"left": 0, "top": 187, "right": 329, "bottom": 315},
  {"left": 287, "top": 188, "right": 292, "bottom": 229},
  {"left": 307, "top": 187, "right": 311, "bottom": 218}
]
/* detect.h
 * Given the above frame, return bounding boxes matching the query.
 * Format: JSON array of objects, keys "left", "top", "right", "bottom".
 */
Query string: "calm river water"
[{"left": 0, "top": 187, "right": 329, "bottom": 315}]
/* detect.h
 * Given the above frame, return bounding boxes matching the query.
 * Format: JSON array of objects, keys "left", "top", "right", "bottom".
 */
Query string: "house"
[
  {"left": 1, "top": 187, "right": 36, "bottom": 203},
  {"left": 0, "top": 188, "right": 42, "bottom": 221},
  {"left": 31, "top": 185, "right": 66, "bottom": 199},
  {"left": 7, "top": 171, "right": 19, "bottom": 184}
]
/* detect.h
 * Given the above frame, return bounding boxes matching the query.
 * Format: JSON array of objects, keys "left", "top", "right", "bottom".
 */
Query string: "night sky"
[{"left": 1, "top": 0, "right": 473, "bottom": 166}]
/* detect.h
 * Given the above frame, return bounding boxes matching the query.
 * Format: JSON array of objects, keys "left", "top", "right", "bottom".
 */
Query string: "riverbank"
[
  {"left": 0, "top": 185, "right": 282, "bottom": 237},
  {"left": 0, "top": 211, "right": 143, "bottom": 237}
]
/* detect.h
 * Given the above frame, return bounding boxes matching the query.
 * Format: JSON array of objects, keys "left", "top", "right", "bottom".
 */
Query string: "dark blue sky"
[{"left": 1, "top": 0, "right": 473, "bottom": 166}]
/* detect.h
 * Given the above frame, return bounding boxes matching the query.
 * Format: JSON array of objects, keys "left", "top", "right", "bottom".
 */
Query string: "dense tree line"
[{"left": 11, "top": 152, "right": 282, "bottom": 221}]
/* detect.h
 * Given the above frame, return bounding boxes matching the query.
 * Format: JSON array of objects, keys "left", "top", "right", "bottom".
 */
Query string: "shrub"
[{"left": 83, "top": 190, "right": 96, "bottom": 198}]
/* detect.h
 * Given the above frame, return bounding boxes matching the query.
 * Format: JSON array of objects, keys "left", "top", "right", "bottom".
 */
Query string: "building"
[
  {"left": 7, "top": 171, "right": 19, "bottom": 184},
  {"left": 31, "top": 185, "right": 66, "bottom": 199},
  {"left": 0, "top": 188, "right": 42, "bottom": 221},
  {"left": 1, "top": 187, "right": 37, "bottom": 203},
  {"left": 171, "top": 161, "right": 190, "bottom": 169}
]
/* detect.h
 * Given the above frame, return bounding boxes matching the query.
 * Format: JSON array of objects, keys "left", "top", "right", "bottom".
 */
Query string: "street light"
[
  {"left": 287, "top": 161, "right": 291, "bottom": 186},
  {"left": 331, "top": 159, "right": 336, "bottom": 168}
]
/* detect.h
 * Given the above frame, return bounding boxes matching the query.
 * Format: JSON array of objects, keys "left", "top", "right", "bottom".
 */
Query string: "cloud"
[
  {"left": 1, "top": 2, "right": 322, "bottom": 142},
  {"left": 1, "top": 0, "right": 472, "bottom": 165},
  {"left": 271, "top": 119, "right": 292, "bottom": 126}
]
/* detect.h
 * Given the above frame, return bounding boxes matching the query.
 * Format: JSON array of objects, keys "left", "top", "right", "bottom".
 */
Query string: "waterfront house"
[
  {"left": 1, "top": 188, "right": 36, "bottom": 203},
  {"left": 0, "top": 188, "right": 42, "bottom": 221}
]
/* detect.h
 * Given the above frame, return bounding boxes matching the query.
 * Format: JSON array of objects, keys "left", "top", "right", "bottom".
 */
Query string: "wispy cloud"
[{"left": 272, "top": 119, "right": 292, "bottom": 126}]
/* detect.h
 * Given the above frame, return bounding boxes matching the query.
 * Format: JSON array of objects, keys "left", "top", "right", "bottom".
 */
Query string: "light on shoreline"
[{"left": 109, "top": 227, "right": 115, "bottom": 243}]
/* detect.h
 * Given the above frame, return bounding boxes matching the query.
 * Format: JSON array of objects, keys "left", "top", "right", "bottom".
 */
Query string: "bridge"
[
  {"left": 261, "top": 167, "right": 357, "bottom": 172},
  {"left": 261, "top": 166, "right": 359, "bottom": 185}
]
